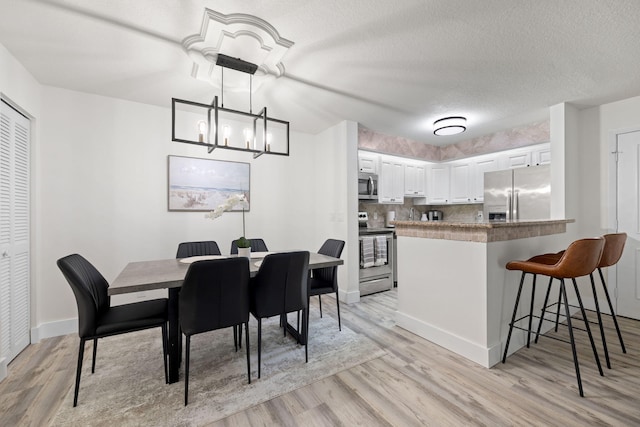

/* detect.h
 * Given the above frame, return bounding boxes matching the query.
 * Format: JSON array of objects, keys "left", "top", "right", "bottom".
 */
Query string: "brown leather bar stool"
[
  {"left": 501, "top": 237, "right": 605, "bottom": 397},
  {"left": 533, "top": 233, "right": 627, "bottom": 369}
]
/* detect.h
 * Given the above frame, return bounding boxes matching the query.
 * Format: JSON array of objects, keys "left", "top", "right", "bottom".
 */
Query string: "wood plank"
[{"left": 3, "top": 289, "right": 640, "bottom": 426}]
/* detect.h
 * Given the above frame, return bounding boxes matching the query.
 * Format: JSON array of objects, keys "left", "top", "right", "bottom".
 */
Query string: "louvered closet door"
[{"left": 0, "top": 100, "right": 30, "bottom": 363}]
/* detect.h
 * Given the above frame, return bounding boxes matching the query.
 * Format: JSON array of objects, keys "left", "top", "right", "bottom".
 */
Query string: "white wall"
[
  {"left": 313, "top": 121, "right": 359, "bottom": 302},
  {"left": 579, "top": 95, "right": 640, "bottom": 233}
]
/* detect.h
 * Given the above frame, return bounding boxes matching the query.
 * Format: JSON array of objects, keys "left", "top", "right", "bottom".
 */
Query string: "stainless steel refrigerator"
[{"left": 483, "top": 164, "right": 551, "bottom": 221}]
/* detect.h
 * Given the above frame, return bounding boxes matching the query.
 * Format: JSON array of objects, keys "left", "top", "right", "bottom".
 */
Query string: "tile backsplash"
[{"left": 359, "top": 200, "right": 482, "bottom": 227}]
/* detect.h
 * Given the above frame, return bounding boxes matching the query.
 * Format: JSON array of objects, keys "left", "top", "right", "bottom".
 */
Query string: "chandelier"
[{"left": 171, "top": 54, "right": 289, "bottom": 158}]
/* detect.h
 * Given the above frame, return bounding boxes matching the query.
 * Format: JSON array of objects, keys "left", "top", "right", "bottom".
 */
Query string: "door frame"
[
  {"left": 0, "top": 96, "right": 33, "bottom": 382},
  {"left": 609, "top": 125, "right": 640, "bottom": 313}
]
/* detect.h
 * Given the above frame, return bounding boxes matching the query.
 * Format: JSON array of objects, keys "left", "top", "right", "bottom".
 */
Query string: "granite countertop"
[
  {"left": 391, "top": 219, "right": 575, "bottom": 242},
  {"left": 391, "top": 219, "right": 574, "bottom": 229}
]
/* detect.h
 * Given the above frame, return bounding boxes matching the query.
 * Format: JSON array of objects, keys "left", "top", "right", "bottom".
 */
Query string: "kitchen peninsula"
[{"left": 393, "top": 218, "right": 574, "bottom": 368}]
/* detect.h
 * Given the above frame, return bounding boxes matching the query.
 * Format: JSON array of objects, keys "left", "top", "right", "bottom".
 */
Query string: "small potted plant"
[{"left": 235, "top": 236, "right": 251, "bottom": 258}]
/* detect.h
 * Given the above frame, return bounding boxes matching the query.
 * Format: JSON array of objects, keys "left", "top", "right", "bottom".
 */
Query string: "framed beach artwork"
[{"left": 167, "top": 155, "right": 250, "bottom": 212}]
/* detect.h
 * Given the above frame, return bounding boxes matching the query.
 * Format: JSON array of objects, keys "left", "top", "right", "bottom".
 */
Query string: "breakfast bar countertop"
[{"left": 391, "top": 218, "right": 575, "bottom": 242}]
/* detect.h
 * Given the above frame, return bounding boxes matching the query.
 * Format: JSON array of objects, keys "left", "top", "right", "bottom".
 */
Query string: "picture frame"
[{"left": 167, "top": 155, "right": 250, "bottom": 212}]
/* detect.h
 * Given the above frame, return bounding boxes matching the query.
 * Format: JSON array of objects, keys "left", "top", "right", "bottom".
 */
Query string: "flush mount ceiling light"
[{"left": 433, "top": 116, "right": 467, "bottom": 136}]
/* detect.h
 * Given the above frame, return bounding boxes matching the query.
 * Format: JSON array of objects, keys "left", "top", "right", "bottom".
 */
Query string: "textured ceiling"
[{"left": 1, "top": 0, "right": 640, "bottom": 145}]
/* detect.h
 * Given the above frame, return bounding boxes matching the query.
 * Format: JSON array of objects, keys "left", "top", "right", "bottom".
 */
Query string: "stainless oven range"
[{"left": 358, "top": 229, "right": 394, "bottom": 296}]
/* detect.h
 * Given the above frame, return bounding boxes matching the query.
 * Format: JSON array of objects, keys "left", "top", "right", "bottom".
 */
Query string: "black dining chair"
[
  {"left": 57, "top": 254, "right": 169, "bottom": 407},
  {"left": 176, "top": 241, "right": 222, "bottom": 258},
  {"left": 179, "top": 257, "right": 250, "bottom": 405},
  {"left": 308, "top": 239, "right": 345, "bottom": 331},
  {"left": 250, "top": 251, "right": 309, "bottom": 378},
  {"left": 230, "top": 238, "right": 269, "bottom": 254}
]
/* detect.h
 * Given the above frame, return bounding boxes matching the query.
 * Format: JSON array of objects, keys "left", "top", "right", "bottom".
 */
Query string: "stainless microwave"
[{"left": 358, "top": 172, "right": 378, "bottom": 200}]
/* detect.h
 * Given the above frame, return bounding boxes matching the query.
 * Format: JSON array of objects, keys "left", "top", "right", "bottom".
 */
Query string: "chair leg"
[
  {"left": 73, "top": 338, "right": 86, "bottom": 407},
  {"left": 502, "top": 272, "right": 526, "bottom": 363},
  {"left": 598, "top": 267, "right": 627, "bottom": 353},
  {"left": 590, "top": 272, "right": 611, "bottom": 369},
  {"left": 161, "top": 323, "right": 169, "bottom": 384},
  {"left": 233, "top": 325, "right": 238, "bottom": 352},
  {"left": 526, "top": 274, "right": 537, "bottom": 348},
  {"left": 184, "top": 335, "right": 190, "bottom": 406},
  {"left": 554, "top": 286, "right": 562, "bottom": 332},
  {"left": 283, "top": 313, "right": 287, "bottom": 337},
  {"left": 561, "top": 279, "right": 584, "bottom": 397},
  {"left": 257, "top": 318, "right": 262, "bottom": 379},
  {"left": 238, "top": 324, "right": 243, "bottom": 349},
  {"left": 535, "top": 277, "right": 554, "bottom": 343},
  {"left": 304, "top": 308, "right": 308, "bottom": 363},
  {"left": 318, "top": 295, "right": 323, "bottom": 318},
  {"left": 571, "top": 278, "right": 604, "bottom": 377},
  {"left": 91, "top": 338, "right": 98, "bottom": 373},
  {"left": 335, "top": 290, "right": 341, "bottom": 331},
  {"left": 245, "top": 322, "right": 251, "bottom": 384}
]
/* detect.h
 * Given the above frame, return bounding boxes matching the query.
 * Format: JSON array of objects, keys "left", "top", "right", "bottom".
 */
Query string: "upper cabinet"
[
  {"left": 379, "top": 158, "right": 405, "bottom": 204},
  {"left": 449, "top": 156, "right": 499, "bottom": 204},
  {"left": 449, "top": 161, "right": 472, "bottom": 203},
  {"left": 472, "top": 157, "right": 499, "bottom": 203},
  {"left": 532, "top": 144, "right": 551, "bottom": 166},
  {"left": 358, "top": 151, "right": 379, "bottom": 174},
  {"left": 404, "top": 163, "right": 426, "bottom": 197},
  {"left": 427, "top": 164, "right": 450, "bottom": 204},
  {"left": 500, "top": 143, "right": 550, "bottom": 169},
  {"left": 358, "top": 143, "right": 549, "bottom": 206}
]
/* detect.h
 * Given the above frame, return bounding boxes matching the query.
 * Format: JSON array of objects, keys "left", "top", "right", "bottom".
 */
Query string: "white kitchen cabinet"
[
  {"left": 500, "top": 143, "right": 550, "bottom": 168},
  {"left": 358, "top": 151, "right": 379, "bottom": 173},
  {"left": 532, "top": 143, "right": 551, "bottom": 165},
  {"left": 379, "top": 159, "right": 405, "bottom": 203},
  {"left": 404, "top": 163, "right": 426, "bottom": 197},
  {"left": 427, "top": 164, "right": 450, "bottom": 204},
  {"left": 449, "top": 161, "right": 472, "bottom": 203},
  {"left": 502, "top": 148, "right": 532, "bottom": 169},
  {"left": 449, "top": 157, "right": 498, "bottom": 204},
  {"left": 472, "top": 157, "right": 499, "bottom": 203}
]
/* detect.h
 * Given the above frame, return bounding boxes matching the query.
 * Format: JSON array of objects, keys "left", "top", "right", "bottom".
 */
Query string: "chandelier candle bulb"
[
  {"left": 223, "top": 125, "right": 230, "bottom": 146},
  {"left": 243, "top": 128, "right": 252, "bottom": 149},
  {"left": 197, "top": 120, "right": 207, "bottom": 143}
]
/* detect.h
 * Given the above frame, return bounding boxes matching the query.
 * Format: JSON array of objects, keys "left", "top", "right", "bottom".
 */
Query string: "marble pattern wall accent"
[
  {"left": 358, "top": 126, "right": 440, "bottom": 161},
  {"left": 438, "top": 120, "right": 550, "bottom": 161},
  {"left": 358, "top": 120, "right": 550, "bottom": 162}
]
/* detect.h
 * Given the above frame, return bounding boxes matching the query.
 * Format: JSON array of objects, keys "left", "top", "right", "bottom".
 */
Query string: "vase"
[{"left": 238, "top": 247, "right": 251, "bottom": 259}]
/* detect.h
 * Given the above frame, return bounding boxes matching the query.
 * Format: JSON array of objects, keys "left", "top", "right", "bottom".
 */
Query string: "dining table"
[{"left": 109, "top": 251, "right": 344, "bottom": 384}]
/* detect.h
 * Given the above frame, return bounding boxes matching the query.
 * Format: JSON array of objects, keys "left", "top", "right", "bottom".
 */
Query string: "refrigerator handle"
[
  {"left": 514, "top": 190, "right": 519, "bottom": 220},
  {"left": 507, "top": 189, "right": 512, "bottom": 220}
]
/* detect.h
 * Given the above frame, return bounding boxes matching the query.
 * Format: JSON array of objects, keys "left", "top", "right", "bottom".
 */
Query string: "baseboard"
[
  {"left": 0, "top": 357, "right": 7, "bottom": 383},
  {"left": 31, "top": 318, "right": 77, "bottom": 343},
  {"left": 396, "top": 311, "right": 494, "bottom": 368},
  {"left": 340, "top": 288, "right": 361, "bottom": 304},
  {"left": 397, "top": 304, "right": 583, "bottom": 369}
]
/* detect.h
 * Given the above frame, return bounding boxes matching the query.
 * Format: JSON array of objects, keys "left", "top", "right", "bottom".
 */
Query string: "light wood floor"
[{"left": 2, "top": 289, "right": 640, "bottom": 426}]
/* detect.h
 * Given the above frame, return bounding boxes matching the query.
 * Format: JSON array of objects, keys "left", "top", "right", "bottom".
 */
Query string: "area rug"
[{"left": 51, "top": 311, "right": 385, "bottom": 426}]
